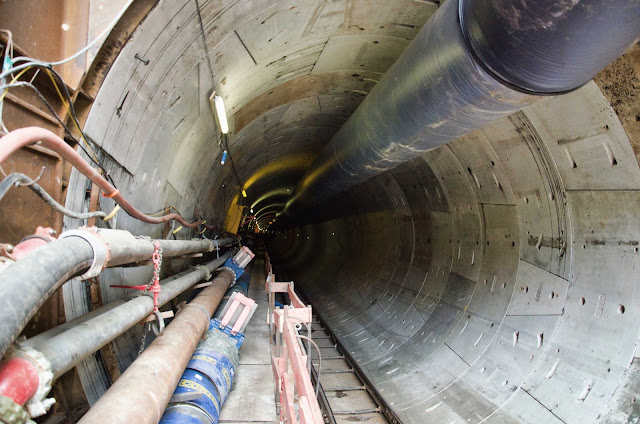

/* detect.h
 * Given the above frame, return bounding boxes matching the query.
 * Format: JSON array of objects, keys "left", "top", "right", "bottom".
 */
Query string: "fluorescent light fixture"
[
  {"left": 221, "top": 150, "right": 227, "bottom": 165},
  {"left": 209, "top": 93, "right": 229, "bottom": 134},
  {"left": 242, "top": 189, "right": 247, "bottom": 198}
]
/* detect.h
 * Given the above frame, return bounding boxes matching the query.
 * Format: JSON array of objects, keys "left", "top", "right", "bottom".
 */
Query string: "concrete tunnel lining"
[{"left": 60, "top": 0, "right": 640, "bottom": 423}]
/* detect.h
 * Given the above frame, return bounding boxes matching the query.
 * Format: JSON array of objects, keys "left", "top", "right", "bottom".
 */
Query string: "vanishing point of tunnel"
[{"left": 0, "top": 1, "right": 639, "bottom": 423}]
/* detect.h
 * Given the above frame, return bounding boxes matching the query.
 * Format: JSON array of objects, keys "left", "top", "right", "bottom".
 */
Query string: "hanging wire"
[
  {"left": 194, "top": 0, "right": 216, "bottom": 84},
  {"left": 296, "top": 334, "right": 323, "bottom": 397},
  {"left": 224, "top": 134, "right": 244, "bottom": 190},
  {"left": 0, "top": 172, "right": 107, "bottom": 220}
]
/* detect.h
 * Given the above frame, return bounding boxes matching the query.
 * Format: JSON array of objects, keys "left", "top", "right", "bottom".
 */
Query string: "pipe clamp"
[{"left": 59, "top": 228, "right": 110, "bottom": 279}]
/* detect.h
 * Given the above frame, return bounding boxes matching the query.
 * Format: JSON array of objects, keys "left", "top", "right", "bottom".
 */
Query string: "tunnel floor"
[{"left": 219, "top": 257, "right": 278, "bottom": 423}]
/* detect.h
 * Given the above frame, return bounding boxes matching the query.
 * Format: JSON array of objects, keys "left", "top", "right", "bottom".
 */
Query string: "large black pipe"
[
  {"left": 460, "top": 0, "right": 640, "bottom": 94},
  {"left": 0, "top": 237, "right": 94, "bottom": 359},
  {"left": 282, "top": 0, "right": 640, "bottom": 218}
]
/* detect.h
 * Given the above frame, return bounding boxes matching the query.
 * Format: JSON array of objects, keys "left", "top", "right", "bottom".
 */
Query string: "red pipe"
[
  {"left": 0, "top": 357, "right": 39, "bottom": 405},
  {"left": 0, "top": 127, "right": 202, "bottom": 228}
]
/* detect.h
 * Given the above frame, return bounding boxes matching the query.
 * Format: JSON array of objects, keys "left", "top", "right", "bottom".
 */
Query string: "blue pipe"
[
  {"left": 160, "top": 329, "right": 241, "bottom": 424},
  {"left": 160, "top": 259, "right": 254, "bottom": 424},
  {"left": 214, "top": 262, "right": 253, "bottom": 321}
]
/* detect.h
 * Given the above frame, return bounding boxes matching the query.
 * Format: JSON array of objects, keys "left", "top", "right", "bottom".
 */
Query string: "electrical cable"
[
  {"left": 48, "top": 67, "right": 118, "bottom": 186},
  {"left": 0, "top": 172, "right": 107, "bottom": 220},
  {"left": 45, "top": 69, "right": 100, "bottom": 164},
  {"left": 43, "top": 67, "right": 116, "bottom": 185},
  {"left": 0, "top": 127, "right": 203, "bottom": 227},
  {"left": 0, "top": 45, "right": 117, "bottom": 187},
  {"left": 20, "top": 63, "right": 116, "bottom": 186},
  {"left": 0, "top": 0, "right": 134, "bottom": 80},
  {"left": 0, "top": 30, "right": 13, "bottom": 133},
  {"left": 0, "top": 24, "right": 209, "bottom": 227},
  {"left": 0, "top": 80, "right": 108, "bottom": 174},
  {"left": 296, "top": 334, "right": 323, "bottom": 397},
  {"left": 194, "top": 0, "right": 215, "bottom": 84},
  {"left": 224, "top": 134, "right": 244, "bottom": 190}
]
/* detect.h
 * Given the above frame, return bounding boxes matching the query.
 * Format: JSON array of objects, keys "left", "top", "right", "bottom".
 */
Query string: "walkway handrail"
[{"left": 265, "top": 253, "right": 323, "bottom": 424}]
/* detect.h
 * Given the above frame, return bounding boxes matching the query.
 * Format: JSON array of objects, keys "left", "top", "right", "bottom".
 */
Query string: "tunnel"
[{"left": 0, "top": 0, "right": 639, "bottom": 423}]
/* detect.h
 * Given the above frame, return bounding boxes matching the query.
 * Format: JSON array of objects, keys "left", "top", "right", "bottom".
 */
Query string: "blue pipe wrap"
[
  {"left": 161, "top": 405, "right": 213, "bottom": 424},
  {"left": 187, "top": 349, "right": 236, "bottom": 402},
  {"left": 161, "top": 256, "right": 253, "bottom": 424},
  {"left": 174, "top": 368, "right": 221, "bottom": 422},
  {"left": 160, "top": 325, "right": 241, "bottom": 424},
  {"left": 209, "top": 319, "right": 245, "bottom": 349}
]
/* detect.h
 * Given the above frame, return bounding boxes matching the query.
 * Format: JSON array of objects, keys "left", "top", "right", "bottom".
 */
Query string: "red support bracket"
[{"left": 111, "top": 241, "right": 162, "bottom": 311}]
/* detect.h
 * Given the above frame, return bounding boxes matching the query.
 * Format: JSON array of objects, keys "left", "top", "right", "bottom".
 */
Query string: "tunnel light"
[
  {"left": 242, "top": 189, "right": 247, "bottom": 198},
  {"left": 221, "top": 150, "right": 228, "bottom": 165},
  {"left": 210, "top": 93, "right": 229, "bottom": 134},
  {"left": 250, "top": 208, "right": 254, "bottom": 213}
]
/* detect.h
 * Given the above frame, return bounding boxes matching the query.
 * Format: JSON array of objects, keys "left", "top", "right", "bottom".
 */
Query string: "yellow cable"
[
  {"left": 45, "top": 69, "right": 101, "bottom": 164},
  {"left": 103, "top": 204, "right": 121, "bottom": 221},
  {"left": 0, "top": 66, "right": 32, "bottom": 103}
]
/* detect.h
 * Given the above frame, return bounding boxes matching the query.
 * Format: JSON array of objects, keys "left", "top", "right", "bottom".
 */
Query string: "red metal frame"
[
  {"left": 265, "top": 252, "right": 323, "bottom": 424},
  {"left": 219, "top": 292, "right": 256, "bottom": 335}
]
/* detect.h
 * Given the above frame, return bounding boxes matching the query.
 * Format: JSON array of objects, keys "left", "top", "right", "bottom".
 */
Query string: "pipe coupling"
[
  {"left": 59, "top": 227, "right": 111, "bottom": 279},
  {"left": 5, "top": 343, "right": 54, "bottom": 418}
]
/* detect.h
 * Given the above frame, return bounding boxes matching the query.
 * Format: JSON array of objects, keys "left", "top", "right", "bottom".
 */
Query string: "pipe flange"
[
  {"left": 59, "top": 227, "right": 111, "bottom": 280},
  {"left": 0, "top": 395, "right": 33, "bottom": 424},
  {"left": 220, "top": 267, "right": 238, "bottom": 286},
  {"left": 6, "top": 343, "right": 54, "bottom": 418}
]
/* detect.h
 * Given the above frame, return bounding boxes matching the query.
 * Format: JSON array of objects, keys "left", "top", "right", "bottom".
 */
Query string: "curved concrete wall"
[
  {"left": 64, "top": 0, "right": 640, "bottom": 422},
  {"left": 271, "top": 82, "right": 640, "bottom": 423}
]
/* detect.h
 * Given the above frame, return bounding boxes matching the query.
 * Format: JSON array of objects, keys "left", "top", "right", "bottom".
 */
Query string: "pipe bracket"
[{"left": 59, "top": 228, "right": 111, "bottom": 280}]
